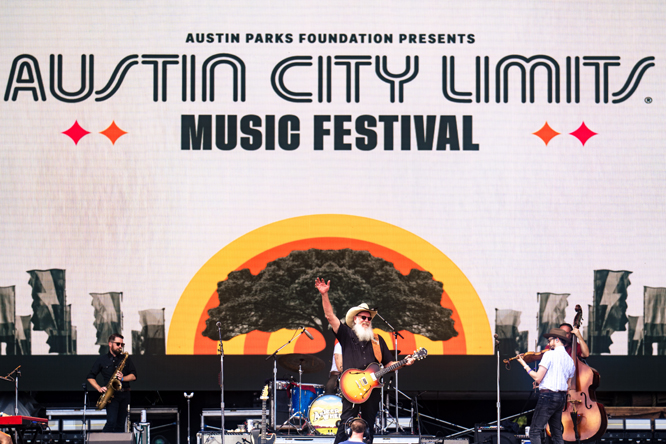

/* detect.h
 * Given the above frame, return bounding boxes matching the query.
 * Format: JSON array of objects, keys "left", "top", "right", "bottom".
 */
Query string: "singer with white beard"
[{"left": 315, "top": 278, "right": 414, "bottom": 444}]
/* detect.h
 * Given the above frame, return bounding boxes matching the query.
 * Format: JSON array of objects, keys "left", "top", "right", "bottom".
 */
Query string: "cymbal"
[{"left": 277, "top": 354, "right": 325, "bottom": 374}]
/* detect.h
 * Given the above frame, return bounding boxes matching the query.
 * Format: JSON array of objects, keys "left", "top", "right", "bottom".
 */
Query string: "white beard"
[{"left": 352, "top": 323, "right": 374, "bottom": 342}]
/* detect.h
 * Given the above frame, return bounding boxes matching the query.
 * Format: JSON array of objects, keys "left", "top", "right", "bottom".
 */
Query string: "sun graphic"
[{"left": 167, "top": 215, "right": 492, "bottom": 355}]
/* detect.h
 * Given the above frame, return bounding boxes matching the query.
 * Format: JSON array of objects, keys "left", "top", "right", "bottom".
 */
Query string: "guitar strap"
[{"left": 372, "top": 333, "right": 383, "bottom": 363}]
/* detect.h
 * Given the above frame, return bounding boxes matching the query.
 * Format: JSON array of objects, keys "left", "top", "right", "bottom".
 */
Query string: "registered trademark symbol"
[{"left": 645, "top": 97, "right": 653, "bottom": 104}]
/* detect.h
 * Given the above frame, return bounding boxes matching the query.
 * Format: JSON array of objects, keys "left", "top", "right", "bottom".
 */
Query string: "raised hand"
[{"left": 314, "top": 277, "right": 330, "bottom": 295}]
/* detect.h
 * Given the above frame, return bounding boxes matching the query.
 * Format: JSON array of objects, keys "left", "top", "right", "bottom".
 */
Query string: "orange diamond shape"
[
  {"left": 533, "top": 122, "right": 560, "bottom": 146},
  {"left": 100, "top": 121, "right": 127, "bottom": 145}
]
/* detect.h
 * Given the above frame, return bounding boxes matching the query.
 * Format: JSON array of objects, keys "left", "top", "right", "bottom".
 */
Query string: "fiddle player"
[
  {"left": 517, "top": 328, "right": 575, "bottom": 444},
  {"left": 315, "top": 278, "right": 415, "bottom": 444},
  {"left": 87, "top": 334, "right": 137, "bottom": 432},
  {"left": 508, "top": 320, "right": 590, "bottom": 366}
]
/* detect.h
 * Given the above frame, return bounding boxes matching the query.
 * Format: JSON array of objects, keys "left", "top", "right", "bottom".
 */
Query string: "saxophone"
[{"left": 96, "top": 352, "right": 129, "bottom": 410}]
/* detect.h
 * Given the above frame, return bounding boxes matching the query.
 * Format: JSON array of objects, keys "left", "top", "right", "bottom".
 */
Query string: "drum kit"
[{"left": 272, "top": 353, "right": 342, "bottom": 436}]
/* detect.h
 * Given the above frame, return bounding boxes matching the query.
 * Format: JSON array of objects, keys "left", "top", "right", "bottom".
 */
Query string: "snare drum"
[
  {"left": 290, "top": 383, "right": 324, "bottom": 416},
  {"left": 308, "top": 394, "right": 343, "bottom": 435}
]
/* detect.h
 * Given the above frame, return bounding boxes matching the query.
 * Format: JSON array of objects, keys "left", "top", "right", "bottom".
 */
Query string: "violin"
[{"left": 503, "top": 349, "right": 549, "bottom": 366}]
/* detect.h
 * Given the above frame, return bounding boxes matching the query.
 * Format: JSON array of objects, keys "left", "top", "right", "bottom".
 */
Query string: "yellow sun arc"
[{"left": 167, "top": 214, "right": 492, "bottom": 355}]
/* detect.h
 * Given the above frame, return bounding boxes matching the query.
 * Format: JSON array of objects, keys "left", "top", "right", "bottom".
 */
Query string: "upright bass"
[{"left": 552, "top": 305, "right": 607, "bottom": 444}]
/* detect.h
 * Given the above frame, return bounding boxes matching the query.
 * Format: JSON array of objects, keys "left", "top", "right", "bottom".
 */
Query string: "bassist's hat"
[
  {"left": 345, "top": 303, "right": 377, "bottom": 326},
  {"left": 542, "top": 327, "right": 571, "bottom": 344}
]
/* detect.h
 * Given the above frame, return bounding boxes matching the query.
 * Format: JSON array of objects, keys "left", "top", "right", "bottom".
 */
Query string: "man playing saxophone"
[{"left": 87, "top": 334, "right": 137, "bottom": 432}]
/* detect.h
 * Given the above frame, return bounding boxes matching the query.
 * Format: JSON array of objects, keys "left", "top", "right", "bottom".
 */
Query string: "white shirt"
[
  {"left": 330, "top": 342, "right": 342, "bottom": 372},
  {"left": 539, "top": 345, "right": 575, "bottom": 392}
]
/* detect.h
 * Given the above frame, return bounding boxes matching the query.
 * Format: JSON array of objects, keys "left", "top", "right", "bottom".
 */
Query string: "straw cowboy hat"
[
  {"left": 345, "top": 303, "right": 377, "bottom": 326},
  {"left": 542, "top": 327, "right": 571, "bottom": 343}
]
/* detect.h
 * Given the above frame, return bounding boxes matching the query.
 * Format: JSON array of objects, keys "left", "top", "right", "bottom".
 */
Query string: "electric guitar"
[
  {"left": 251, "top": 385, "right": 276, "bottom": 444},
  {"left": 339, "top": 348, "right": 428, "bottom": 404}
]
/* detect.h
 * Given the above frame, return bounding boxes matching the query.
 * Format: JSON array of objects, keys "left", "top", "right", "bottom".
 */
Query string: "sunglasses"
[
  {"left": 113, "top": 342, "right": 125, "bottom": 346},
  {"left": 357, "top": 315, "right": 372, "bottom": 321}
]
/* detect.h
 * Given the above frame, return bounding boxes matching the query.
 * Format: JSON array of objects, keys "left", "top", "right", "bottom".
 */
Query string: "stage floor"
[
  {"left": 197, "top": 432, "right": 424, "bottom": 444},
  {"left": 276, "top": 436, "right": 421, "bottom": 444}
]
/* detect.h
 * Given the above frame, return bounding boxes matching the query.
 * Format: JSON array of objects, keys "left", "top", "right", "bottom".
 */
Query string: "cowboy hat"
[
  {"left": 345, "top": 303, "right": 377, "bottom": 326},
  {"left": 542, "top": 327, "right": 571, "bottom": 344}
]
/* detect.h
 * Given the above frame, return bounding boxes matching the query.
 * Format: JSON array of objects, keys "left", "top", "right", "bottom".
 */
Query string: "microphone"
[{"left": 302, "top": 327, "right": 314, "bottom": 340}]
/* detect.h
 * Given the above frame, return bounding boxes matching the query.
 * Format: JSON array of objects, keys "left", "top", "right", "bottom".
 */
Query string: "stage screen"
[{"left": 0, "top": 1, "right": 665, "bottom": 389}]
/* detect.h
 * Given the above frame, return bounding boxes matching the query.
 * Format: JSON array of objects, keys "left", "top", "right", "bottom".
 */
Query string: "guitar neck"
[{"left": 375, "top": 356, "right": 409, "bottom": 378}]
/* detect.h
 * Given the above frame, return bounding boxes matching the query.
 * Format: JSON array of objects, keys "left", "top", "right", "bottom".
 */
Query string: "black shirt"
[
  {"left": 335, "top": 323, "right": 393, "bottom": 371},
  {"left": 87, "top": 352, "right": 137, "bottom": 389}
]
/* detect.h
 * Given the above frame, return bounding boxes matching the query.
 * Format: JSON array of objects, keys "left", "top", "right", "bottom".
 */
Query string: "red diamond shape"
[
  {"left": 62, "top": 121, "right": 90, "bottom": 145},
  {"left": 100, "top": 121, "right": 128, "bottom": 145},
  {"left": 533, "top": 122, "right": 560, "bottom": 146},
  {"left": 570, "top": 122, "right": 597, "bottom": 146}
]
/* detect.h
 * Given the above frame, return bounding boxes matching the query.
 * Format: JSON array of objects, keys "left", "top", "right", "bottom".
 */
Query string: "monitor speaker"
[
  {"left": 196, "top": 432, "right": 251, "bottom": 444},
  {"left": 475, "top": 430, "right": 519, "bottom": 444},
  {"left": 88, "top": 433, "right": 134, "bottom": 444}
]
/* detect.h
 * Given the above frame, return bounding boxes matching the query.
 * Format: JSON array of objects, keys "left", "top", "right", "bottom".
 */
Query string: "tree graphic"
[{"left": 202, "top": 249, "right": 458, "bottom": 342}]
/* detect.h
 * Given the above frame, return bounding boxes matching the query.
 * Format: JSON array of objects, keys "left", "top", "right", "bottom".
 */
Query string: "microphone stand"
[
  {"left": 265, "top": 328, "right": 309, "bottom": 430},
  {"left": 14, "top": 368, "right": 20, "bottom": 416},
  {"left": 414, "top": 392, "right": 422, "bottom": 440},
  {"left": 373, "top": 312, "right": 404, "bottom": 434},
  {"left": 82, "top": 383, "right": 89, "bottom": 444},
  {"left": 216, "top": 323, "right": 225, "bottom": 444},
  {"left": 184, "top": 393, "right": 194, "bottom": 444},
  {"left": 495, "top": 335, "right": 500, "bottom": 444}
]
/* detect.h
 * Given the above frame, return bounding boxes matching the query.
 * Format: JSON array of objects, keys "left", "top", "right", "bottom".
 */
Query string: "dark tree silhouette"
[{"left": 202, "top": 249, "right": 458, "bottom": 342}]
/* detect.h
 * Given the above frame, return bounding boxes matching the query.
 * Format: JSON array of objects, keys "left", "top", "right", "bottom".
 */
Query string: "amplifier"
[
  {"left": 626, "top": 418, "right": 652, "bottom": 439},
  {"left": 421, "top": 438, "right": 470, "bottom": 444},
  {"left": 419, "top": 436, "right": 469, "bottom": 444},
  {"left": 88, "top": 433, "right": 134, "bottom": 444},
  {"left": 196, "top": 432, "right": 251, "bottom": 444},
  {"left": 474, "top": 428, "right": 518, "bottom": 444},
  {"left": 420, "top": 438, "right": 443, "bottom": 444},
  {"left": 32, "top": 433, "right": 64, "bottom": 444}
]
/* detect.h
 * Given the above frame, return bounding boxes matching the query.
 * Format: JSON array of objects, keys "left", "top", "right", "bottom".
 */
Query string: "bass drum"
[{"left": 308, "top": 394, "right": 343, "bottom": 435}]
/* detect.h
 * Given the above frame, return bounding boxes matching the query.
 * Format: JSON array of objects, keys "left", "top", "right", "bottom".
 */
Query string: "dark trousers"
[
  {"left": 325, "top": 372, "right": 340, "bottom": 395},
  {"left": 529, "top": 391, "right": 567, "bottom": 444},
  {"left": 103, "top": 391, "right": 130, "bottom": 432},
  {"left": 334, "top": 389, "right": 380, "bottom": 444}
]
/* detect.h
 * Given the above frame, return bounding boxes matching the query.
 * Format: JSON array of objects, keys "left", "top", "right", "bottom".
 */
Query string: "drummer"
[{"left": 325, "top": 341, "right": 343, "bottom": 395}]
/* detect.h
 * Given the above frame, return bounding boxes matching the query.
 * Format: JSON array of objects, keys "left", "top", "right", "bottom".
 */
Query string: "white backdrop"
[{"left": 0, "top": 1, "right": 664, "bottom": 354}]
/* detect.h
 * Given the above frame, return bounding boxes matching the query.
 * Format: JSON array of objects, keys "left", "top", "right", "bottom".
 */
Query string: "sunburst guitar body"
[{"left": 339, "top": 348, "right": 428, "bottom": 404}]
